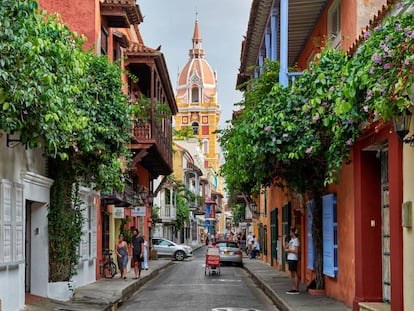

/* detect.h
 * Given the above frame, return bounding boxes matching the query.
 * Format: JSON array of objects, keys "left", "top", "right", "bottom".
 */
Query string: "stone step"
[{"left": 359, "top": 302, "right": 391, "bottom": 311}]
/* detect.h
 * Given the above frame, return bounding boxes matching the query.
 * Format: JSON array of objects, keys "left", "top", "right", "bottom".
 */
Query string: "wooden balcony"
[{"left": 130, "top": 119, "right": 173, "bottom": 178}]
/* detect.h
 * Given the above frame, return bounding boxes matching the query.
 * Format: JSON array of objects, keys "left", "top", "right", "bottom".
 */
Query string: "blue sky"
[{"left": 138, "top": 0, "right": 252, "bottom": 128}]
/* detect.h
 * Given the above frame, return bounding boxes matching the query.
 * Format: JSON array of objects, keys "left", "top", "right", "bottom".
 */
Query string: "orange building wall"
[
  {"left": 296, "top": 0, "right": 358, "bottom": 70},
  {"left": 325, "top": 162, "right": 356, "bottom": 306}
]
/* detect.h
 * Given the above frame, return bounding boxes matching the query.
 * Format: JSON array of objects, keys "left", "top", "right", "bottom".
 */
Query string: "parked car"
[
  {"left": 151, "top": 237, "right": 193, "bottom": 261},
  {"left": 216, "top": 240, "right": 243, "bottom": 267}
]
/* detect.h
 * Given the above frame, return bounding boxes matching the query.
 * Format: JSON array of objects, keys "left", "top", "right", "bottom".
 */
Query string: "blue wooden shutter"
[
  {"left": 307, "top": 199, "right": 315, "bottom": 270},
  {"left": 322, "top": 194, "right": 338, "bottom": 278}
]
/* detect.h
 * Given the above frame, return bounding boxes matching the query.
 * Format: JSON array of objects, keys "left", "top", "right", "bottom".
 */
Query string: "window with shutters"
[
  {"left": 101, "top": 26, "right": 108, "bottom": 55},
  {"left": 307, "top": 199, "right": 315, "bottom": 270},
  {"left": 78, "top": 191, "right": 97, "bottom": 261},
  {"left": 328, "top": 0, "right": 341, "bottom": 49},
  {"left": 322, "top": 193, "right": 338, "bottom": 277},
  {"left": 0, "top": 180, "right": 24, "bottom": 266}
]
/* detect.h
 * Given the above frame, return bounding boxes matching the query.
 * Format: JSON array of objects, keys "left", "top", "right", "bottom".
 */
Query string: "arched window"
[
  {"left": 191, "top": 122, "right": 199, "bottom": 135},
  {"left": 191, "top": 87, "right": 199, "bottom": 103}
]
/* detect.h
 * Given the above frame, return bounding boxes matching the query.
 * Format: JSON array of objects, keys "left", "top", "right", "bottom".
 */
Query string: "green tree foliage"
[
  {"left": 220, "top": 5, "right": 414, "bottom": 289},
  {"left": 0, "top": 0, "right": 134, "bottom": 281},
  {"left": 231, "top": 204, "right": 245, "bottom": 226}
]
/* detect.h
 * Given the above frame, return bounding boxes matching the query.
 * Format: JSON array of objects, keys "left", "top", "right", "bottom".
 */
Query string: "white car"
[{"left": 151, "top": 237, "right": 193, "bottom": 261}]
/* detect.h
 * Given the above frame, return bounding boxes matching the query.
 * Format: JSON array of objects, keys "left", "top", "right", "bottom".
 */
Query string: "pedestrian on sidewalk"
[
  {"left": 115, "top": 234, "right": 128, "bottom": 279},
  {"left": 250, "top": 237, "right": 260, "bottom": 259},
  {"left": 246, "top": 233, "right": 253, "bottom": 255},
  {"left": 284, "top": 227, "right": 300, "bottom": 294},
  {"left": 132, "top": 229, "right": 144, "bottom": 279},
  {"left": 142, "top": 236, "right": 149, "bottom": 270}
]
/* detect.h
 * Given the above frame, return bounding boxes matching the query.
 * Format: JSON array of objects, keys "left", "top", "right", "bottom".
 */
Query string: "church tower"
[{"left": 175, "top": 18, "right": 221, "bottom": 175}]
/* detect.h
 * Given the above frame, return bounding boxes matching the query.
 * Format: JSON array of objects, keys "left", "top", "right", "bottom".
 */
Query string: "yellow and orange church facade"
[{"left": 174, "top": 19, "right": 221, "bottom": 176}]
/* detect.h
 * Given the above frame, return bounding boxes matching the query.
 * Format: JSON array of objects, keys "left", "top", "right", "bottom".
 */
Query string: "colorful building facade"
[{"left": 237, "top": 0, "right": 407, "bottom": 310}]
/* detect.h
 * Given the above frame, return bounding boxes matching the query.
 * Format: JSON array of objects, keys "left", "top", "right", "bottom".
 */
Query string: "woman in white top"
[{"left": 284, "top": 227, "right": 300, "bottom": 294}]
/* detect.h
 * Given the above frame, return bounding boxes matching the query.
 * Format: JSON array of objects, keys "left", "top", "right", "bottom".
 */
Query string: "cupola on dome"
[{"left": 176, "top": 19, "right": 217, "bottom": 103}]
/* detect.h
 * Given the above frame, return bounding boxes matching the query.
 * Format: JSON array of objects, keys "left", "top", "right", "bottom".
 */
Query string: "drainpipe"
[{"left": 279, "top": 0, "right": 289, "bottom": 87}]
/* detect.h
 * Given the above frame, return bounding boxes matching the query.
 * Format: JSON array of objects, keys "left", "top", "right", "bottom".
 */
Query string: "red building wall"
[{"left": 38, "top": 0, "right": 99, "bottom": 51}]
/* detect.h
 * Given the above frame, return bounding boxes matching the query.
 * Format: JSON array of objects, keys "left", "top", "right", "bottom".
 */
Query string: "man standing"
[
  {"left": 132, "top": 229, "right": 144, "bottom": 279},
  {"left": 284, "top": 227, "right": 300, "bottom": 294},
  {"left": 246, "top": 233, "right": 253, "bottom": 255}
]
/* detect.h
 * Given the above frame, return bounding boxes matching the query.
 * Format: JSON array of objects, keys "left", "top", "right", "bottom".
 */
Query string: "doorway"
[
  {"left": 380, "top": 149, "right": 391, "bottom": 303},
  {"left": 25, "top": 201, "right": 32, "bottom": 293}
]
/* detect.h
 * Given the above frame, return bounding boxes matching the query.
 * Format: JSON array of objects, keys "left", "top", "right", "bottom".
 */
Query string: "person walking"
[
  {"left": 115, "top": 234, "right": 128, "bottom": 279},
  {"left": 132, "top": 228, "right": 144, "bottom": 279},
  {"left": 284, "top": 227, "right": 300, "bottom": 294},
  {"left": 142, "top": 236, "right": 149, "bottom": 270},
  {"left": 251, "top": 236, "right": 260, "bottom": 259}
]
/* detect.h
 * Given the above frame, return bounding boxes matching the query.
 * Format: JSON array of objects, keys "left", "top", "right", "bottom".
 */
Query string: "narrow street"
[{"left": 119, "top": 247, "right": 279, "bottom": 311}]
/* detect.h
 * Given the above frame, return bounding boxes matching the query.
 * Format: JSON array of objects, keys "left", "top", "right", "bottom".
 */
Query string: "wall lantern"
[
  {"left": 393, "top": 111, "right": 414, "bottom": 145},
  {"left": 250, "top": 201, "right": 257, "bottom": 211}
]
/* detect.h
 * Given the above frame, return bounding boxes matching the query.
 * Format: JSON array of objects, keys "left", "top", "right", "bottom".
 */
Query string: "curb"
[{"left": 243, "top": 264, "right": 294, "bottom": 311}]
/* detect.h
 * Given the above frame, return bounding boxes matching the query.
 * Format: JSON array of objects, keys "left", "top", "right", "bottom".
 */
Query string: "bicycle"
[{"left": 102, "top": 249, "right": 117, "bottom": 279}]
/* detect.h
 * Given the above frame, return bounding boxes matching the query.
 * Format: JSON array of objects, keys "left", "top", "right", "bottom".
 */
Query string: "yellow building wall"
[{"left": 403, "top": 142, "right": 414, "bottom": 310}]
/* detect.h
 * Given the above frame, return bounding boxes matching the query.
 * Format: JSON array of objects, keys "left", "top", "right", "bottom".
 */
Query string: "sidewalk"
[
  {"left": 24, "top": 258, "right": 173, "bottom": 311},
  {"left": 243, "top": 257, "right": 352, "bottom": 311}
]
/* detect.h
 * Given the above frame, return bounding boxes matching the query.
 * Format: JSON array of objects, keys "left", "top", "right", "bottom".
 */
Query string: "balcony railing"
[
  {"left": 131, "top": 117, "right": 173, "bottom": 175},
  {"left": 160, "top": 204, "right": 176, "bottom": 222}
]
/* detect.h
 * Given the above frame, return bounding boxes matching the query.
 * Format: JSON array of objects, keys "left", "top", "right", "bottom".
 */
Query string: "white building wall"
[
  {"left": 403, "top": 125, "right": 414, "bottom": 310},
  {"left": 0, "top": 131, "right": 52, "bottom": 311},
  {"left": 0, "top": 132, "right": 99, "bottom": 309}
]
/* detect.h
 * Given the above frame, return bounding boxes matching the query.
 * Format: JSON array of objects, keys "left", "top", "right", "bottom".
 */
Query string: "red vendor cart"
[{"left": 205, "top": 247, "right": 221, "bottom": 275}]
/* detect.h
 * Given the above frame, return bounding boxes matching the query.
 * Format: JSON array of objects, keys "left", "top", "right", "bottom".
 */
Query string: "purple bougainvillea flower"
[
  {"left": 329, "top": 86, "right": 335, "bottom": 92},
  {"left": 405, "top": 59, "right": 411, "bottom": 66},
  {"left": 363, "top": 105, "right": 369, "bottom": 113},
  {"left": 313, "top": 115, "right": 319, "bottom": 121},
  {"left": 303, "top": 98, "right": 308, "bottom": 104},
  {"left": 23, "top": 110, "right": 28, "bottom": 115},
  {"left": 381, "top": 88, "right": 386, "bottom": 96},
  {"left": 364, "top": 30, "right": 370, "bottom": 40},
  {"left": 372, "top": 54, "right": 382, "bottom": 64},
  {"left": 264, "top": 126, "right": 271, "bottom": 132},
  {"left": 366, "top": 92, "right": 373, "bottom": 99},
  {"left": 305, "top": 147, "right": 313, "bottom": 154},
  {"left": 374, "top": 26, "right": 382, "bottom": 32},
  {"left": 282, "top": 133, "right": 289, "bottom": 138},
  {"left": 369, "top": 67, "right": 374, "bottom": 74},
  {"left": 272, "top": 137, "right": 276, "bottom": 142},
  {"left": 396, "top": 24, "right": 402, "bottom": 31},
  {"left": 380, "top": 44, "right": 389, "bottom": 52},
  {"left": 321, "top": 102, "right": 327, "bottom": 108},
  {"left": 395, "top": 2, "right": 404, "bottom": 9},
  {"left": 346, "top": 139, "right": 353, "bottom": 146},
  {"left": 384, "top": 63, "right": 391, "bottom": 70}
]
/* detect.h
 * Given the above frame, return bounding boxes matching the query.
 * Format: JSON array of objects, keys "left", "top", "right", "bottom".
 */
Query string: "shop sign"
[
  {"left": 131, "top": 206, "right": 146, "bottom": 217},
  {"left": 114, "top": 207, "right": 125, "bottom": 219}
]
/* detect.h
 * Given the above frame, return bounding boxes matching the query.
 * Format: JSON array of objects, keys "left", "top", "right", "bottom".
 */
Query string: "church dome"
[{"left": 176, "top": 19, "right": 217, "bottom": 101}]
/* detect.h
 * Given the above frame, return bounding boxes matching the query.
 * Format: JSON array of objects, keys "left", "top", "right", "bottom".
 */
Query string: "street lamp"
[{"left": 393, "top": 111, "right": 414, "bottom": 145}]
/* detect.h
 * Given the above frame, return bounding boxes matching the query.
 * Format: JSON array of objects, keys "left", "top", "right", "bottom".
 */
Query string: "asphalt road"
[{"left": 119, "top": 246, "right": 279, "bottom": 311}]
